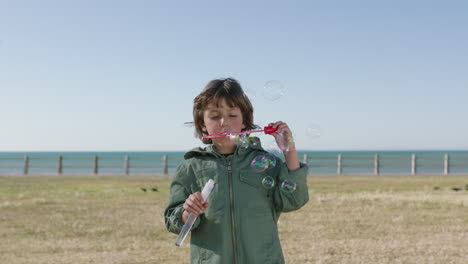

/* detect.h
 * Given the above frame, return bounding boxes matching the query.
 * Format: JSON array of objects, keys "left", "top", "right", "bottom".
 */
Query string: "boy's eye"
[
  {"left": 229, "top": 115, "right": 237, "bottom": 118},
  {"left": 210, "top": 116, "right": 220, "bottom": 120}
]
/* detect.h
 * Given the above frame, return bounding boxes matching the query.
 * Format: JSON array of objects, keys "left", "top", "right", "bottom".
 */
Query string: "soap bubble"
[
  {"left": 306, "top": 124, "right": 321, "bottom": 139},
  {"left": 233, "top": 134, "right": 249, "bottom": 148},
  {"left": 232, "top": 134, "right": 260, "bottom": 149},
  {"left": 280, "top": 180, "right": 297, "bottom": 192},
  {"left": 251, "top": 155, "right": 268, "bottom": 172},
  {"left": 262, "top": 176, "right": 275, "bottom": 189},
  {"left": 261, "top": 153, "right": 277, "bottom": 169},
  {"left": 248, "top": 136, "right": 260, "bottom": 147},
  {"left": 250, "top": 153, "right": 277, "bottom": 172},
  {"left": 263, "top": 80, "right": 285, "bottom": 101}
]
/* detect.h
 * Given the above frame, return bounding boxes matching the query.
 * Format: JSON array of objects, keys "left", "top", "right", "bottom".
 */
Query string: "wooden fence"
[
  {"left": 2, "top": 155, "right": 176, "bottom": 176},
  {"left": 302, "top": 153, "right": 454, "bottom": 175}
]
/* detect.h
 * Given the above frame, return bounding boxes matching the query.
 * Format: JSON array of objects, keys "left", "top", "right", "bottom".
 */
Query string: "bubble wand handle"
[{"left": 175, "top": 179, "right": 215, "bottom": 247}]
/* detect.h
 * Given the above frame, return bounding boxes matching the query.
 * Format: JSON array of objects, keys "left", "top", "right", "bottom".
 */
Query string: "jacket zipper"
[{"left": 227, "top": 157, "right": 239, "bottom": 264}]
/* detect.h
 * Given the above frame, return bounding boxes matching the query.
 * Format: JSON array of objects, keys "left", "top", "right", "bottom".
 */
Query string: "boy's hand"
[
  {"left": 268, "top": 121, "right": 295, "bottom": 146},
  {"left": 268, "top": 121, "right": 300, "bottom": 170},
  {"left": 183, "top": 192, "right": 208, "bottom": 216}
]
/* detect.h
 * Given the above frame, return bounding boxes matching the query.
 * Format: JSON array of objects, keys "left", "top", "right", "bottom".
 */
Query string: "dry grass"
[{"left": 0, "top": 176, "right": 467, "bottom": 264}]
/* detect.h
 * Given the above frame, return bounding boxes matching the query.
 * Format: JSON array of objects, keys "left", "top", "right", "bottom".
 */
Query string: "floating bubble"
[
  {"left": 306, "top": 124, "right": 321, "bottom": 139},
  {"left": 248, "top": 136, "right": 260, "bottom": 147},
  {"left": 262, "top": 176, "right": 275, "bottom": 189},
  {"left": 280, "top": 180, "right": 297, "bottom": 192},
  {"left": 250, "top": 153, "right": 277, "bottom": 172},
  {"left": 233, "top": 134, "right": 249, "bottom": 148},
  {"left": 251, "top": 155, "right": 268, "bottom": 172},
  {"left": 263, "top": 80, "right": 285, "bottom": 101},
  {"left": 261, "top": 153, "right": 277, "bottom": 170},
  {"left": 243, "top": 136, "right": 260, "bottom": 148},
  {"left": 232, "top": 134, "right": 261, "bottom": 149}
]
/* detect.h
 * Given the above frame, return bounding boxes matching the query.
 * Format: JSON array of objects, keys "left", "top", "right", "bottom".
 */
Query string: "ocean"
[{"left": 1, "top": 150, "right": 467, "bottom": 176}]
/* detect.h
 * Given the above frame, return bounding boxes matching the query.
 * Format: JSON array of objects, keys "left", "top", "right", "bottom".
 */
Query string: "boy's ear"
[{"left": 241, "top": 124, "right": 246, "bottom": 129}]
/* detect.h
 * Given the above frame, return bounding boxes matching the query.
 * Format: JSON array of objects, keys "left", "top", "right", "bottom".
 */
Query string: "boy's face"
[{"left": 201, "top": 98, "right": 245, "bottom": 142}]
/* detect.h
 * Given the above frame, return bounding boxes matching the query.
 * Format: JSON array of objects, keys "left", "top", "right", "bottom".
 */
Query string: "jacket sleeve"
[
  {"left": 164, "top": 162, "right": 201, "bottom": 234},
  {"left": 273, "top": 161, "right": 309, "bottom": 212}
]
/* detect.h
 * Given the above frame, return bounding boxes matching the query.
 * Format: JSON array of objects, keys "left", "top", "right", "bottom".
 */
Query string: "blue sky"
[{"left": 1, "top": 0, "right": 467, "bottom": 151}]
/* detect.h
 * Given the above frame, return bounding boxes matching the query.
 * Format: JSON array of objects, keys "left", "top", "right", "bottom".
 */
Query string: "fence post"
[
  {"left": 444, "top": 153, "right": 449, "bottom": 175},
  {"left": 23, "top": 155, "right": 29, "bottom": 175},
  {"left": 302, "top": 154, "right": 308, "bottom": 164},
  {"left": 163, "top": 155, "right": 168, "bottom": 175},
  {"left": 337, "top": 154, "right": 342, "bottom": 175},
  {"left": 124, "top": 155, "right": 129, "bottom": 175},
  {"left": 93, "top": 156, "right": 99, "bottom": 175},
  {"left": 58, "top": 155, "right": 63, "bottom": 175},
  {"left": 374, "top": 154, "right": 379, "bottom": 175},
  {"left": 411, "top": 154, "right": 416, "bottom": 175}
]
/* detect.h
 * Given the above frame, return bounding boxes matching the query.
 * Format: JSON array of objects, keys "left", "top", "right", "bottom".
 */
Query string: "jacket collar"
[{"left": 184, "top": 136, "right": 266, "bottom": 160}]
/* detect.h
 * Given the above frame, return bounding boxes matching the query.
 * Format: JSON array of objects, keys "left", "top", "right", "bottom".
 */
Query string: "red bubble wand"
[{"left": 202, "top": 126, "right": 278, "bottom": 139}]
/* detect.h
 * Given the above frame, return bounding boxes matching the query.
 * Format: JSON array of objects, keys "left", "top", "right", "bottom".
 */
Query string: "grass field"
[{"left": 0, "top": 176, "right": 467, "bottom": 264}]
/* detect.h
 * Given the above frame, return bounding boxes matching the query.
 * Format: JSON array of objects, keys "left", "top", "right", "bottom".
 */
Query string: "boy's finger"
[
  {"left": 191, "top": 192, "right": 204, "bottom": 204},
  {"left": 273, "top": 121, "right": 284, "bottom": 129},
  {"left": 195, "top": 192, "right": 205, "bottom": 202},
  {"left": 269, "top": 122, "right": 279, "bottom": 128},
  {"left": 183, "top": 203, "right": 199, "bottom": 215},
  {"left": 190, "top": 199, "right": 205, "bottom": 213},
  {"left": 188, "top": 194, "right": 205, "bottom": 213},
  {"left": 188, "top": 203, "right": 203, "bottom": 215}
]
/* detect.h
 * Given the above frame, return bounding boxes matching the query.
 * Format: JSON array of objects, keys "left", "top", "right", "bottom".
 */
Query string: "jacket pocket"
[{"left": 239, "top": 171, "right": 270, "bottom": 189}]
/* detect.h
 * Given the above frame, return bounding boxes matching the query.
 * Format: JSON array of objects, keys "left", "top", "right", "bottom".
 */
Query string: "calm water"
[{"left": 0, "top": 150, "right": 467, "bottom": 176}]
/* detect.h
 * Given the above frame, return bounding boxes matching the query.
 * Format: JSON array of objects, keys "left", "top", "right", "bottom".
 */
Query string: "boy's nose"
[{"left": 220, "top": 117, "right": 229, "bottom": 127}]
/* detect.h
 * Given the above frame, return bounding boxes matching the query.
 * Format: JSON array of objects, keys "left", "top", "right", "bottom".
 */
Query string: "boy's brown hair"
[{"left": 193, "top": 78, "right": 258, "bottom": 144}]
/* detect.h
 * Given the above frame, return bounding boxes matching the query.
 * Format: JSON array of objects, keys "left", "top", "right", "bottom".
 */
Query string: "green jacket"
[{"left": 164, "top": 141, "right": 309, "bottom": 264}]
